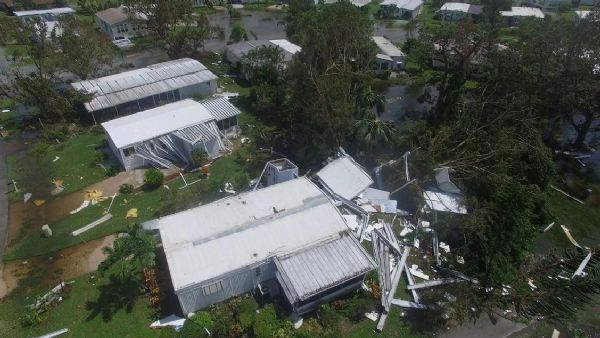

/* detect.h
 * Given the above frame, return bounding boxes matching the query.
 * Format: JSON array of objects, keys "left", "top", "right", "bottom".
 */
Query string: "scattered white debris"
[
  {"left": 543, "top": 222, "right": 555, "bottom": 232},
  {"left": 289, "top": 313, "right": 303, "bottom": 329},
  {"left": 365, "top": 311, "right": 379, "bottom": 321},
  {"left": 1, "top": 109, "right": 9, "bottom": 113},
  {"left": 399, "top": 227, "right": 413, "bottom": 237},
  {"left": 52, "top": 156, "right": 60, "bottom": 162},
  {"left": 240, "top": 137, "right": 250, "bottom": 144},
  {"left": 527, "top": 279, "right": 537, "bottom": 291},
  {"left": 551, "top": 328, "right": 560, "bottom": 338},
  {"left": 456, "top": 256, "right": 465, "bottom": 264},
  {"left": 414, "top": 238, "right": 420, "bottom": 248},
  {"left": 150, "top": 314, "right": 186, "bottom": 331},
  {"left": 70, "top": 200, "right": 90, "bottom": 214},
  {"left": 421, "top": 220, "right": 430, "bottom": 228},
  {"left": 560, "top": 224, "right": 583, "bottom": 249},
  {"left": 409, "top": 265, "right": 430, "bottom": 280},
  {"left": 572, "top": 251, "right": 592, "bottom": 279},
  {"left": 501, "top": 287, "right": 509, "bottom": 296},
  {"left": 223, "top": 182, "right": 236, "bottom": 194},
  {"left": 41, "top": 224, "right": 52, "bottom": 237},
  {"left": 342, "top": 215, "right": 360, "bottom": 231},
  {"left": 24, "top": 192, "right": 32, "bottom": 203},
  {"left": 439, "top": 242, "right": 450, "bottom": 253},
  {"left": 35, "top": 328, "right": 69, "bottom": 338},
  {"left": 71, "top": 213, "right": 113, "bottom": 236}
]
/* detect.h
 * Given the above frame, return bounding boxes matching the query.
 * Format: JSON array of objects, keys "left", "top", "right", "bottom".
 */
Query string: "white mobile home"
[
  {"left": 439, "top": 2, "right": 483, "bottom": 22},
  {"left": 95, "top": 5, "right": 148, "bottom": 41},
  {"left": 71, "top": 58, "right": 218, "bottom": 123},
  {"left": 500, "top": 6, "right": 545, "bottom": 26},
  {"left": 225, "top": 39, "right": 301, "bottom": 66},
  {"left": 379, "top": 0, "right": 424, "bottom": 20},
  {"left": 372, "top": 36, "right": 407, "bottom": 72},
  {"left": 154, "top": 178, "right": 375, "bottom": 315},
  {"left": 102, "top": 97, "right": 240, "bottom": 171}
]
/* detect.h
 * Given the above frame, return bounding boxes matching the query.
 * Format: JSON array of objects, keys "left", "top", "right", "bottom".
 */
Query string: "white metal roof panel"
[
  {"left": 501, "top": 7, "right": 544, "bottom": 18},
  {"left": 373, "top": 36, "right": 406, "bottom": 58},
  {"left": 380, "top": 0, "right": 424, "bottom": 11},
  {"left": 268, "top": 39, "right": 302, "bottom": 55},
  {"left": 200, "top": 96, "right": 242, "bottom": 121},
  {"left": 316, "top": 156, "right": 374, "bottom": 200},
  {"left": 14, "top": 7, "right": 75, "bottom": 17},
  {"left": 101, "top": 99, "right": 214, "bottom": 148},
  {"left": 157, "top": 178, "right": 351, "bottom": 292},
  {"left": 423, "top": 190, "right": 467, "bottom": 214},
  {"left": 440, "top": 2, "right": 471, "bottom": 12},
  {"left": 275, "top": 233, "right": 376, "bottom": 302},
  {"left": 72, "top": 58, "right": 218, "bottom": 112}
]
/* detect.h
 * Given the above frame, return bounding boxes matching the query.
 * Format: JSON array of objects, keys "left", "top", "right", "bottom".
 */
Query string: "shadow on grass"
[{"left": 85, "top": 274, "right": 140, "bottom": 322}]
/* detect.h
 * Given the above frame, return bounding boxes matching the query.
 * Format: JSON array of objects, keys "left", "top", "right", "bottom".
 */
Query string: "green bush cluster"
[
  {"left": 118, "top": 183, "right": 134, "bottom": 194},
  {"left": 144, "top": 168, "right": 164, "bottom": 188}
]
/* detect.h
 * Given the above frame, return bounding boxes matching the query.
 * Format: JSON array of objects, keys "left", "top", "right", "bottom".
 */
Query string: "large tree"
[
  {"left": 57, "top": 16, "right": 117, "bottom": 79},
  {"left": 283, "top": 0, "right": 377, "bottom": 163}
]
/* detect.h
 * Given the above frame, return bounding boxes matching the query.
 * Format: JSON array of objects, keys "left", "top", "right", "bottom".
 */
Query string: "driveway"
[{"left": 439, "top": 314, "right": 527, "bottom": 338}]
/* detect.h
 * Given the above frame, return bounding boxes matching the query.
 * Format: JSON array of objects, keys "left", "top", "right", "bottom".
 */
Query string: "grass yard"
[
  {"left": 7, "top": 130, "right": 107, "bottom": 200},
  {"left": 346, "top": 307, "right": 421, "bottom": 338},
  {"left": 4, "top": 140, "right": 271, "bottom": 261},
  {"left": 532, "top": 190, "right": 600, "bottom": 253},
  {"left": 0, "top": 270, "right": 176, "bottom": 338}
]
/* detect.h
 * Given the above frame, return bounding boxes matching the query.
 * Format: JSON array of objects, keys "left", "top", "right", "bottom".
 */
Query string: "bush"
[
  {"left": 338, "top": 295, "right": 374, "bottom": 322},
  {"left": 189, "top": 311, "right": 213, "bottom": 331},
  {"left": 41, "top": 126, "right": 68, "bottom": 143},
  {"left": 253, "top": 305, "right": 278, "bottom": 338},
  {"left": 144, "top": 168, "right": 164, "bottom": 188},
  {"left": 29, "top": 142, "right": 49, "bottom": 157},
  {"left": 119, "top": 183, "right": 134, "bottom": 194},
  {"left": 178, "top": 320, "right": 209, "bottom": 338},
  {"left": 105, "top": 165, "right": 119, "bottom": 177},
  {"left": 21, "top": 309, "right": 43, "bottom": 327},
  {"left": 236, "top": 297, "right": 258, "bottom": 330},
  {"left": 190, "top": 148, "right": 208, "bottom": 168}
]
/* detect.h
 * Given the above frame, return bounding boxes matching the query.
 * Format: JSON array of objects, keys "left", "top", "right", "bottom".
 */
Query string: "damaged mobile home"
[
  {"left": 102, "top": 97, "right": 240, "bottom": 171},
  {"left": 151, "top": 177, "right": 376, "bottom": 315}
]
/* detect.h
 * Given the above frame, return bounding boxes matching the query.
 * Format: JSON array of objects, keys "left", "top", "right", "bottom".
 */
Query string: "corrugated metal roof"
[
  {"left": 423, "top": 190, "right": 467, "bottom": 214},
  {"left": 95, "top": 5, "right": 147, "bottom": 25},
  {"left": 156, "top": 177, "right": 352, "bottom": 292},
  {"left": 373, "top": 36, "right": 405, "bottom": 58},
  {"left": 275, "top": 233, "right": 375, "bottom": 302},
  {"left": 72, "top": 58, "right": 217, "bottom": 112},
  {"left": 101, "top": 99, "right": 214, "bottom": 148},
  {"left": 268, "top": 39, "right": 302, "bottom": 55},
  {"left": 380, "top": 0, "right": 424, "bottom": 11},
  {"left": 316, "top": 156, "right": 374, "bottom": 200},
  {"left": 440, "top": 2, "right": 470, "bottom": 13},
  {"left": 174, "top": 121, "right": 219, "bottom": 145},
  {"left": 500, "top": 7, "right": 544, "bottom": 18},
  {"left": 13, "top": 7, "right": 75, "bottom": 17},
  {"left": 200, "top": 96, "right": 241, "bottom": 121}
]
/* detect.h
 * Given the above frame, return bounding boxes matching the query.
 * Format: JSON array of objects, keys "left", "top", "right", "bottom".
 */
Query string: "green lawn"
[
  {"left": 532, "top": 190, "right": 600, "bottom": 253},
  {"left": 0, "top": 270, "right": 176, "bottom": 338},
  {"left": 346, "top": 307, "right": 421, "bottom": 338},
  {"left": 4, "top": 138, "right": 271, "bottom": 261},
  {"left": 7, "top": 130, "right": 107, "bottom": 200}
]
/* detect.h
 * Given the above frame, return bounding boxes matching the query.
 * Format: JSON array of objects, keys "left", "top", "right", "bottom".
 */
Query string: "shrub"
[
  {"left": 338, "top": 295, "right": 374, "bottom": 322},
  {"left": 236, "top": 297, "right": 258, "bottom": 330},
  {"left": 189, "top": 311, "right": 213, "bottom": 331},
  {"left": 29, "top": 142, "right": 50, "bottom": 157},
  {"left": 190, "top": 148, "right": 208, "bottom": 168},
  {"left": 144, "top": 168, "right": 164, "bottom": 188},
  {"left": 92, "top": 150, "right": 105, "bottom": 166},
  {"left": 105, "top": 165, "right": 119, "bottom": 177},
  {"left": 253, "top": 305, "right": 278, "bottom": 338},
  {"left": 119, "top": 183, "right": 134, "bottom": 194},
  {"left": 178, "top": 320, "right": 209, "bottom": 338},
  {"left": 21, "top": 309, "right": 43, "bottom": 327},
  {"left": 41, "top": 126, "right": 68, "bottom": 143}
]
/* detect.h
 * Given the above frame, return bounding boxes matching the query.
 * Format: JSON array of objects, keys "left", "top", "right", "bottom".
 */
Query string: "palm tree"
[
  {"left": 360, "top": 88, "right": 386, "bottom": 116},
  {"left": 354, "top": 114, "right": 397, "bottom": 150},
  {"left": 99, "top": 224, "right": 156, "bottom": 280}
]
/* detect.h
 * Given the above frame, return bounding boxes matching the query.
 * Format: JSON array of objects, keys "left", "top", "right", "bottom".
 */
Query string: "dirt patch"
[{"left": 0, "top": 234, "right": 115, "bottom": 299}]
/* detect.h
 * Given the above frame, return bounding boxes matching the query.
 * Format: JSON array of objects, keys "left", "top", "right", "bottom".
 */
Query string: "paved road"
[{"left": 0, "top": 142, "right": 8, "bottom": 257}]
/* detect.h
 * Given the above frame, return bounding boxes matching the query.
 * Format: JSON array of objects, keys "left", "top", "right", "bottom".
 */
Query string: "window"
[
  {"left": 123, "top": 147, "right": 135, "bottom": 157},
  {"left": 202, "top": 281, "right": 223, "bottom": 296}
]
